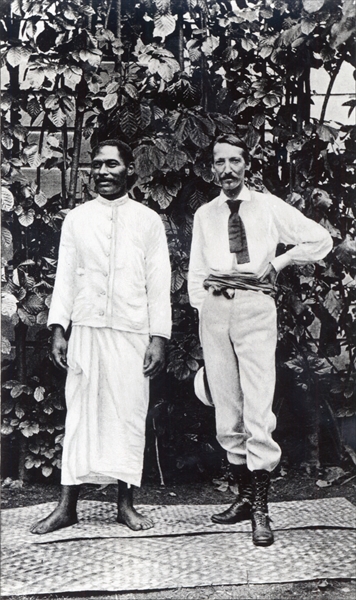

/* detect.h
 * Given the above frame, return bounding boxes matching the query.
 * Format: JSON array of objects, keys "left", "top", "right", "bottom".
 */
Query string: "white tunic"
[
  {"left": 48, "top": 194, "right": 171, "bottom": 486},
  {"left": 48, "top": 194, "right": 171, "bottom": 339}
]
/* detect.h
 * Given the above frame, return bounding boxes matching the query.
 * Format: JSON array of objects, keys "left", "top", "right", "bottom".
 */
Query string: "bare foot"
[
  {"left": 30, "top": 506, "right": 78, "bottom": 534},
  {"left": 117, "top": 506, "right": 154, "bottom": 531}
]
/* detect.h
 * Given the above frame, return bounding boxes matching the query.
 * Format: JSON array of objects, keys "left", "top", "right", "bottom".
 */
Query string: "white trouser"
[{"left": 200, "top": 289, "right": 281, "bottom": 472}]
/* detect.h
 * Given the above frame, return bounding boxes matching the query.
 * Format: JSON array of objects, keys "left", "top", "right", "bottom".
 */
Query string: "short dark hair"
[
  {"left": 91, "top": 139, "right": 133, "bottom": 166},
  {"left": 213, "top": 134, "right": 250, "bottom": 164}
]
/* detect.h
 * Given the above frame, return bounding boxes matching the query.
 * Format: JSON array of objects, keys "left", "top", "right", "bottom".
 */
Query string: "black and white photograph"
[{"left": 1, "top": 0, "right": 355, "bottom": 598}]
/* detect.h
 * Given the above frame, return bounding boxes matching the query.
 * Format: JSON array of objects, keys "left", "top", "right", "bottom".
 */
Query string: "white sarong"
[{"left": 61, "top": 326, "right": 149, "bottom": 487}]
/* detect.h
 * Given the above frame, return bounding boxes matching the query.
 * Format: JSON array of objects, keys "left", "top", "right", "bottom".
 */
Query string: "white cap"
[{"left": 194, "top": 367, "right": 214, "bottom": 407}]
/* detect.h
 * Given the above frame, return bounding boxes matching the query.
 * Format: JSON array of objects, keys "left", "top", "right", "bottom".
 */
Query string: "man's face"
[
  {"left": 212, "top": 143, "right": 247, "bottom": 197},
  {"left": 91, "top": 145, "right": 133, "bottom": 199}
]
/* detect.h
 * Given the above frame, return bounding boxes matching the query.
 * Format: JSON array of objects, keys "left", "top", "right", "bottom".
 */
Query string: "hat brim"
[{"left": 194, "top": 367, "right": 214, "bottom": 407}]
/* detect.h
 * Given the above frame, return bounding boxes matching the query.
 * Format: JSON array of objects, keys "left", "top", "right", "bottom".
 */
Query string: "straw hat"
[{"left": 194, "top": 366, "right": 214, "bottom": 407}]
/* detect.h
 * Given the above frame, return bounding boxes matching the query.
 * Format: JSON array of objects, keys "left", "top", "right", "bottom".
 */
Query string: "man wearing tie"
[{"left": 188, "top": 134, "right": 332, "bottom": 546}]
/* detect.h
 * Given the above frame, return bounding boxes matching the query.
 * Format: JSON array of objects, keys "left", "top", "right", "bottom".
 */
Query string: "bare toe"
[
  {"left": 30, "top": 508, "right": 77, "bottom": 535},
  {"left": 117, "top": 507, "right": 154, "bottom": 531}
]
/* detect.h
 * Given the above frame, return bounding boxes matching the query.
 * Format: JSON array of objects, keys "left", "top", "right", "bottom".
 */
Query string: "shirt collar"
[
  {"left": 95, "top": 193, "right": 130, "bottom": 207},
  {"left": 217, "top": 185, "right": 251, "bottom": 207}
]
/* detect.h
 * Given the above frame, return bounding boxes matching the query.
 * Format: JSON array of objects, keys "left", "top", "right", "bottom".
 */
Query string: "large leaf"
[
  {"left": 120, "top": 105, "right": 139, "bottom": 137},
  {"left": 187, "top": 119, "right": 211, "bottom": 148},
  {"left": 316, "top": 124, "right": 339, "bottom": 142},
  {"left": 330, "top": 0, "right": 356, "bottom": 49},
  {"left": 302, "top": 0, "right": 325, "bottom": 12},
  {"left": 166, "top": 149, "right": 187, "bottom": 171},
  {"left": 153, "top": 13, "right": 176, "bottom": 40},
  {"left": 103, "top": 92, "right": 118, "bottom": 111},
  {"left": 2, "top": 335, "right": 12, "bottom": 355},
  {"left": 6, "top": 46, "right": 31, "bottom": 68},
  {"left": 1, "top": 293, "right": 18, "bottom": 317},
  {"left": 18, "top": 209, "right": 35, "bottom": 227},
  {"left": 201, "top": 35, "right": 220, "bottom": 56},
  {"left": 324, "top": 290, "right": 343, "bottom": 320},
  {"left": 1, "top": 188, "right": 14, "bottom": 212}
]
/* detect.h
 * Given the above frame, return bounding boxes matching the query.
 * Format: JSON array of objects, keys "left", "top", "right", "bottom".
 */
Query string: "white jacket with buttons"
[{"left": 48, "top": 194, "right": 172, "bottom": 339}]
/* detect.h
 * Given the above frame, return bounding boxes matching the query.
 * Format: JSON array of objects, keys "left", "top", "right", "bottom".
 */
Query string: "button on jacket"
[
  {"left": 48, "top": 194, "right": 172, "bottom": 339},
  {"left": 188, "top": 186, "right": 333, "bottom": 312}
]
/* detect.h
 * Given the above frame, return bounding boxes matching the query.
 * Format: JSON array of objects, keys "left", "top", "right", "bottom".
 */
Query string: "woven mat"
[
  {"left": 2, "top": 497, "right": 356, "bottom": 546},
  {"left": 1, "top": 498, "right": 356, "bottom": 596}
]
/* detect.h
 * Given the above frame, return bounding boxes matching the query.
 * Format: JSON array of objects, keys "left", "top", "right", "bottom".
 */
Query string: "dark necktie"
[{"left": 227, "top": 200, "right": 250, "bottom": 264}]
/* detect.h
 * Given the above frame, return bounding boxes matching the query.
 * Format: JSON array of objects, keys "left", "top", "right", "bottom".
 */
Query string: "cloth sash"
[
  {"left": 203, "top": 273, "right": 277, "bottom": 298},
  {"left": 227, "top": 200, "right": 250, "bottom": 264}
]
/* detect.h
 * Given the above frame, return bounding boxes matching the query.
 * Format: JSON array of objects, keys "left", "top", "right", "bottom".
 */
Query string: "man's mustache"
[{"left": 221, "top": 175, "right": 238, "bottom": 180}]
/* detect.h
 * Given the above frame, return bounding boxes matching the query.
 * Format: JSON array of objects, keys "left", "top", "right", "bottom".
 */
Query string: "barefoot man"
[{"left": 31, "top": 139, "right": 171, "bottom": 534}]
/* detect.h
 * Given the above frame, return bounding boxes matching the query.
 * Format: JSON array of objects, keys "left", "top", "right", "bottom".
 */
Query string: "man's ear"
[{"left": 127, "top": 162, "right": 135, "bottom": 176}]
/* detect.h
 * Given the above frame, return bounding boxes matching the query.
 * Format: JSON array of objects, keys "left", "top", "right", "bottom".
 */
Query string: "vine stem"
[
  {"left": 319, "top": 55, "right": 343, "bottom": 125},
  {"left": 152, "top": 418, "right": 165, "bottom": 486}
]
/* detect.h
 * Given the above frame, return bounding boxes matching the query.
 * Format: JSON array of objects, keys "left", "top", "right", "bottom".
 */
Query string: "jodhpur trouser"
[{"left": 200, "top": 288, "right": 281, "bottom": 472}]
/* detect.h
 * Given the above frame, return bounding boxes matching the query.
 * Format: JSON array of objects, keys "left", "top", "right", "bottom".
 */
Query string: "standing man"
[
  {"left": 188, "top": 134, "right": 332, "bottom": 546},
  {"left": 31, "top": 139, "right": 171, "bottom": 534}
]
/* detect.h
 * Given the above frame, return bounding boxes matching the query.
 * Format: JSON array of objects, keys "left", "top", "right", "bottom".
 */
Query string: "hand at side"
[{"left": 143, "top": 336, "right": 166, "bottom": 378}]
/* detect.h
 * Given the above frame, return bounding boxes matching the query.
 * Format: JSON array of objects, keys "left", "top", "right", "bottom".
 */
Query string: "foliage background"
[{"left": 1, "top": 0, "right": 355, "bottom": 485}]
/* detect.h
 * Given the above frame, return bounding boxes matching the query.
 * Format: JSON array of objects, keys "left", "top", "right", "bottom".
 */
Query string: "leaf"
[
  {"left": 334, "top": 236, "right": 356, "bottom": 267},
  {"left": 324, "top": 290, "right": 343, "bottom": 320},
  {"left": 2, "top": 133, "right": 13, "bottom": 150},
  {"left": 107, "top": 81, "right": 120, "bottom": 94},
  {"left": 20, "top": 422, "right": 40, "bottom": 437},
  {"left": 1, "top": 188, "right": 14, "bottom": 212},
  {"left": 316, "top": 124, "right": 339, "bottom": 142},
  {"left": 260, "top": 45, "right": 274, "bottom": 59},
  {"left": 241, "top": 38, "right": 255, "bottom": 52},
  {"left": 263, "top": 94, "right": 280, "bottom": 108},
  {"left": 140, "top": 104, "right": 151, "bottom": 129},
  {"left": 23, "top": 145, "right": 41, "bottom": 168},
  {"left": 36, "top": 310, "right": 48, "bottom": 325},
  {"left": 49, "top": 108, "right": 66, "bottom": 128},
  {"left": 166, "top": 149, "right": 187, "bottom": 171},
  {"left": 303, "top": 0, "right": 325, "bottom": 12},
  {"left": 6, "top": 46, "right": 32, "bottom": 68},
  {"left": 17, "top": 307, "right": 36, "bottom": 326},
  {"left": 18, "top": 209, "right": 35, "bottom": 227},
  {"left": 34, "top": 191, "right": 47, "bottom": 207},
  {"left": 316, "top": 479, "right": 332, "bottom": 488},
  {"left": 1, "top": 423, "right": 14, "bottom": 435},
  {"left": 153, "top": 13, "right": 176, "bottom": 40},
  {"left": 79, "top": 48, "right": 102, "bottom": 67},
  {"left": 13, "top": 125, "right": 27, "bottom": 142},
  {"left": 301, "top": 18, "right": 316, "bottom": 35},
  {"left": 171, "top": 270, "right": 185, "bottom": 293},
  {"left": 103, "top": 92, "right": 118, "bottom": 111},
  {"left": 120, "top": 105, "right": 138, "bottom": 137},
  {"left": 42, "top": 465, "right": 53, "bottom": 477},
  {"left": 10, "top": 384, "right": 26, "bottom": 398},
  {"left": 23, "top": 293, "right": 43, "bottom": 315},
  {"left": 27, "top": 97, "right": 42, "bottom": 119},
  {"left": 201, "top": 35, "right": 220, "bottom": 56},
  {"left": 2, "top": 336, "right": 11, "bottom": 355},
  {"left": 1, "top": 293, "right": 18, "bottom": 317},
  {"left": 187, "top": 120, "right": 211, "bottom": 148}
]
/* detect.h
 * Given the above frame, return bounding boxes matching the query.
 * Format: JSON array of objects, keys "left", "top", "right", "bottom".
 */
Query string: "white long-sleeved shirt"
[
  {"left": 188, "top": 185, "right": 333, "bottom": 312},
  {"left": 48, "top": 194, "right": 172, "bottom": 339}
]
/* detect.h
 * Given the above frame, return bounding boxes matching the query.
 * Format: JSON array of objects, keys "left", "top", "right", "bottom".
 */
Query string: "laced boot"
[
  {"left": 251, "top": 469, "right": 274, "bottom": 546},
  {"left": 211, "top": 464, "right": 253, "bottom": 524}
]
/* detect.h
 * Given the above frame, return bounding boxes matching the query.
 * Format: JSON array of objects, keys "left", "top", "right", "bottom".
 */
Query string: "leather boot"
[
  {"left": 251, "top": 469, "right": 274, "bottom": 546},
  {"left": 211, "top": 464, "right": 253, "bottom": 524}
]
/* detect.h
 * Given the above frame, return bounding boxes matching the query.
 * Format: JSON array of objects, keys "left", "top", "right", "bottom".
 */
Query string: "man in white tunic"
[
  {"left": 188, "top": 134, "right": 332, "bottom": 546},
  {"left": 31, "top": 139, "right": 171, "bottom": 533}
]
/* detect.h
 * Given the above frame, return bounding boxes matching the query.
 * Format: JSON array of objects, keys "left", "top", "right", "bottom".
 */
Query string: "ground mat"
[{"left": 1, "top": 498, "right": 355, "bottom": 596}]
